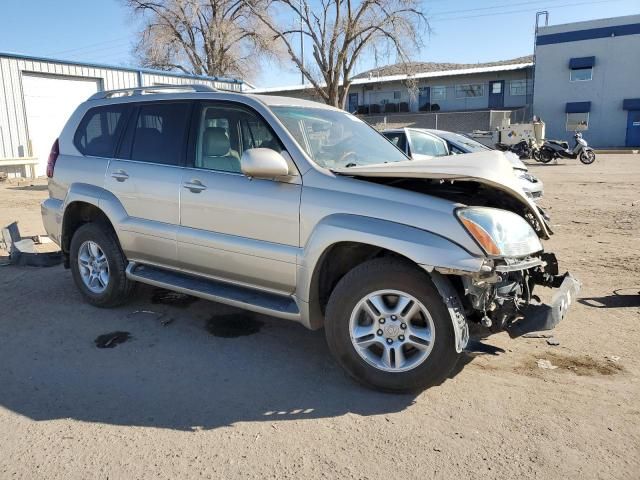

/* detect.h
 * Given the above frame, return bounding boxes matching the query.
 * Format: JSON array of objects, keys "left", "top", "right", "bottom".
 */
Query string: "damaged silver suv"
[{"left": 41, "top": 85, "right": 579, "bottom": 392}]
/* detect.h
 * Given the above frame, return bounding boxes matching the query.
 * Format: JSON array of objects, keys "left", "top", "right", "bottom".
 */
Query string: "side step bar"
[{"left": 126, "top": 262, "right": 301, "bottom": 321}]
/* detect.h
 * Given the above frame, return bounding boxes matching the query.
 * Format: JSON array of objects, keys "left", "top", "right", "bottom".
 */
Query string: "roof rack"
[{"left": 88, "top": 84, "right": 216, "bottom": 101}]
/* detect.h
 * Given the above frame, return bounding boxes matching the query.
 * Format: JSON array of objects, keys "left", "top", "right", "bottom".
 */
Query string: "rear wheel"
[
  {"left": 579, "top": 149, "right": 596, "bottom": 164},
  {"left": 325, "top": 258, "right": 460, "bottom": 392},
  {"left": 70, "top": 223, "right": 136, "bottom": 307}
]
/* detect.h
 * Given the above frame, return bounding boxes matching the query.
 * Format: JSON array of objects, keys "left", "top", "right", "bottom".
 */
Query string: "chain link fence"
[{"left": 363, "top": 107, "right": 532, "bottom": 133}]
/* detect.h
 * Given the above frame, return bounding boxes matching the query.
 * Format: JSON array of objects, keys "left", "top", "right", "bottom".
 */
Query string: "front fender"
[{"left": 297, "top": 213, "right": 484, "bottom": 304}]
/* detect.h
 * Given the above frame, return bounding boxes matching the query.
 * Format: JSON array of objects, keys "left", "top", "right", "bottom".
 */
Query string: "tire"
[
  {"left": 532, "top": 149, "right": 541, "bottom": 162},
  {"left": 69, "top": 222, "right": 136, "bottom": 308},
  {"left": 579, "top": 149, "right": 596, "bottom": 164},
  {"left": 325, "top": 258, "right": 460, "bottom": 392},
  {"left": 539, "top": 149, "right": 554, "bottom": 164}
]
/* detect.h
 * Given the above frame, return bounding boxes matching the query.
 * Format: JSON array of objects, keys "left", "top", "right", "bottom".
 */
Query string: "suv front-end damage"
[{"left": 444, "top": 253, "right": 580, "bottom": 337}]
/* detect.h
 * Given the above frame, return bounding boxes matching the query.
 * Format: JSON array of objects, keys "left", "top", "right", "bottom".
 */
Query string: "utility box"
[{"left": 494, "top": 121, "right": 546, "bottom": 146}]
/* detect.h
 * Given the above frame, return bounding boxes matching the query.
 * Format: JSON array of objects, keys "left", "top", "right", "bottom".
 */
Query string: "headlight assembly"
[{"left": 457, "top": 207, "right": 543, "bottom": 257}]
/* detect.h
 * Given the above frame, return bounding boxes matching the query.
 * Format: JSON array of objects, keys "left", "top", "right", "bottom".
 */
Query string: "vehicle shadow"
[
  {"left": 0, "top": 266, "right": 466, "bottom": 432},
  {"left": 578, "top": 289, "right": 640, "bottom": 309},
  {"left": 8, "top": 184, "right": 48, "bottom": 191}
]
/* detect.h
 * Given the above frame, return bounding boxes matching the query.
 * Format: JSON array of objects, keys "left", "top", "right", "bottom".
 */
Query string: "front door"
[
  {"left": 177, "top": 101, "right": 301, "bottom": 294},
  {"left": 626, "top": 110, "right": 640, "bottom": 147},
  {"left": 418, "top": 87, "right": 430, "bottom": 111},
  {"left": 348, "top": 93, "right": 358, "bottom": 113},
  {"left": 488, "top": 81, "right": 505, "bottom": 109}
]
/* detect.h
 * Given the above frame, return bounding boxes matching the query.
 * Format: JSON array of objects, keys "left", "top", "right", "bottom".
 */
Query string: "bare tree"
[
  {"left": 249, "top": 0, "right": 428, "bottom": 108},
  {"left": 126, "top": 0, "right": 278, "bottom": 80}
]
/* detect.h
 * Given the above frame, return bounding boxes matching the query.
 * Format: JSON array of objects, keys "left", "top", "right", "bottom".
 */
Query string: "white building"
[{"left": 0, "top": 52, "right": 243, "bottom": 178}]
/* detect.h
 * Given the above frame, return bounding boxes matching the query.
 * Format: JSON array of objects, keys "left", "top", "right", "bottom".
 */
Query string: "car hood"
[{"left": 334, "top": 150, "right": 550, "bottom": 238}]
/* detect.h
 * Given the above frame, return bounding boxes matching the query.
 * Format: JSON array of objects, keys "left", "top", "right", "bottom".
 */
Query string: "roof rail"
[{"left": 88, "top": 84, "right": 216, "bottom": 101}]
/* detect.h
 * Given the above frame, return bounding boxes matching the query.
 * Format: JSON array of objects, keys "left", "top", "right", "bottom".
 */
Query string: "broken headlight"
[{"left": 457, "top": 207, "right": 543, "bottom": 258}]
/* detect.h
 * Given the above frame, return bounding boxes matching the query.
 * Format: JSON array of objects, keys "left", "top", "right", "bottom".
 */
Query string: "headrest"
[{"left": 203, "top": 127, "right": 230, "bottom": 157}]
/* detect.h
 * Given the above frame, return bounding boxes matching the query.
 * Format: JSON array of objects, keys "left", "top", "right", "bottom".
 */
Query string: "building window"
[
  {"left": 393, "top": 91, "right": 401, "bottom": 100},
  {"left": 510, "top": 79, "right": 527, "bottom": 96},
  {"left": 455, "top": 84, "right": 484, "bottom": 98},
  {"left": 570, "top": 67, "right": 593, "bottom": 81},
  {"left": 566, "top": 112, "right": 589, "bottom": 131},
  {"left": 431, "top": 86, "right": 446, "bottom": 101}
]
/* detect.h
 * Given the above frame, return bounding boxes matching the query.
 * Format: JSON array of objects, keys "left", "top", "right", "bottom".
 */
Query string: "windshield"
[
  {"left": 270, "top": 106, "right": 409, "bottom": 168},
  {"left": 437, "top": 131, "right": 491, "bottom": 153}
]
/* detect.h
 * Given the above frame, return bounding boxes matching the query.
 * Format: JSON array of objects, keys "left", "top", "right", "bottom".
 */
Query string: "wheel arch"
[{"left": 298, "top": 214, "right": 483, "bottom": 330}]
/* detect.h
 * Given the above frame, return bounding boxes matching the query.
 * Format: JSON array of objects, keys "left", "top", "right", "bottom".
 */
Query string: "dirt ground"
[{"left": 0, "top": 154, "right": 639, "bottom": 479}]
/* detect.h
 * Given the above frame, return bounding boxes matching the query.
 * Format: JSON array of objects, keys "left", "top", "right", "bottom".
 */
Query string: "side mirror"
[{"left": 240, "top": 148, "right": 290, "bottom": 179}]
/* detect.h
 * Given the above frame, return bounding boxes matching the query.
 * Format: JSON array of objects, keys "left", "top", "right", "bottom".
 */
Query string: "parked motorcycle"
[
  {"left": 539, "top": 132, "right": 596, "bottom": 164},
  {"left": 495, "top": 139, "right": 531, "bottom": 160}
]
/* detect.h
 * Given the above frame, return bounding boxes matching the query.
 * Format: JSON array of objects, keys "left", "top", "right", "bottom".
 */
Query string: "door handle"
[
  {"left": 111, "top": 170, "right": 129, "bottom": 182},
  {"left": 183, "top": 180, "right": 207, "bottom": 193}
]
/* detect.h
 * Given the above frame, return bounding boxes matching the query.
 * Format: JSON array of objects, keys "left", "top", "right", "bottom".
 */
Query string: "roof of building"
[
  {"left": 0, "top": 51, "right": 243, "bottom": 85},
  {"left": 250, "top": 56, "right": 533, "bottom": 94},
  {"left": 353, "top": 55, "right": 533, "bottom": 79}
]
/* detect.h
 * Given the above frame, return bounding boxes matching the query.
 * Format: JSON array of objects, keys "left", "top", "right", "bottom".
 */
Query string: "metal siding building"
[
  {"left": 533, "top": 14, "right": 640, "bottom": 148},
  {"left": 0, "top": 52, "right": 243, "bottom": 177}
]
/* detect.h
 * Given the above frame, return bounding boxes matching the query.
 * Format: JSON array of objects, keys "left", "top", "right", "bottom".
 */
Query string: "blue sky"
[{"left": 0, "top": 0, "right": 638, "bottom": 87}]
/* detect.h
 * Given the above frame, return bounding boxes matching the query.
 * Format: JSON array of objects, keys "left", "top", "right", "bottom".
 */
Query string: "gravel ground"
[{"left": 0, "top": 154, "right": 639, "bottom": 479}]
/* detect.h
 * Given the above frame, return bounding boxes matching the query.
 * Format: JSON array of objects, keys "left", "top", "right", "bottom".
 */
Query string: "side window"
[
  {"left": 74, "top": 104, "right": 129, "bottom": 157},
  {"left": 129, "top": 102, "right": 190, "bottom": 165},
  {"left": 409, "top": 131, "right": 448, "bottom": 157},
  {"left": 194, "top": 104, "right": 283, "bottom": 173},
  {"left": 383, "top": 132, "right": 408, "bottom": 154}
]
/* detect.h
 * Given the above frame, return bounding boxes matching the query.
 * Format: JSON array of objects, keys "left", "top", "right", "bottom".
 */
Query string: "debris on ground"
[
  {"left": 151, "top": 288, "right": 199, "bottom": 308},
  {"left": 523, "top": 332, "right": 554, "bottom": 339},
  {"left": 605, "top": 355, "right": 621, "bottom": 363},
  {"left": 94, "top": 331, "right": 131, "bottom": 348},
  {"left": 537, "top": 359, "right": 558, "bottom": 370},
  {"left": 127, "top": 309, "right": 174, "bottom": 326},
  {"left": 1, "top": 221, "right": 62, "bottom": 267},
  {"left": 546, "top": 337, "right": 560, "bottom": 346}
]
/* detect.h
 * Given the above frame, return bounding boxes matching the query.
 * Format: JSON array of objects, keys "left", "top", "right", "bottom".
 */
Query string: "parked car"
[
  {"left": 382, "top": 128, "right": 544, "bottom": 201},
  {"left": 42, "top": 85, "right": 578, "bottom": 392}
]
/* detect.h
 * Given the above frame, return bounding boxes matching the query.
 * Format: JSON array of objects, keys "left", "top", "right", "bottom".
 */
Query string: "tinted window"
[
  {"left": 194, "top": 104, "right": 283, "bottom": 173},
  {"left": 74, "top": 105, "right": 129, "bottom": 157},
  {"left": 409, "top": 131, "right": 448, "bottom": 157},
  {"left": 130, "top": 103, "right": 190, "bottom": 165}
]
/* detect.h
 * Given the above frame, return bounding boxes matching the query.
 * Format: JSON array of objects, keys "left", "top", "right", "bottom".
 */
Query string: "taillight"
[{"left": 46, "top": 138, "right": 59, "bottom": 178}]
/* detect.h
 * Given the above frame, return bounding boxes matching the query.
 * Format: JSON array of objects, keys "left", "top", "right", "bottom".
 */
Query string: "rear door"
[
  {"left": 105, "top": 101, "right": 191, "bottom": 267},
  {"left": 177, "top": 101, "right": 301, "bottom": 294}
]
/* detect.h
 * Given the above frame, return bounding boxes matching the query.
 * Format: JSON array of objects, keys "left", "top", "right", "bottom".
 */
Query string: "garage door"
[{"left": 22, "top": 73, "right": 100, "bottom": 176}]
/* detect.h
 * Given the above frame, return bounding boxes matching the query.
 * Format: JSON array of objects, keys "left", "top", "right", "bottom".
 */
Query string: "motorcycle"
[
  {"left": 495, "top": 139, "right": 531, "bottom": 160},
  {"left": 539, "top": 132, "right": 596, "bottom": 164}
]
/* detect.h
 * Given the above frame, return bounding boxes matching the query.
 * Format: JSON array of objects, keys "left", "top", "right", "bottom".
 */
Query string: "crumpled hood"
[{"left": 334, "top": 150, "right": 550, "bottom": 238}]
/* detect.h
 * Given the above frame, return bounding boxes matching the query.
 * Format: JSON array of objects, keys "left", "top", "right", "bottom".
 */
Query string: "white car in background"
[{"left": 382, "top": 128, "right": 544, "bottom": 201}]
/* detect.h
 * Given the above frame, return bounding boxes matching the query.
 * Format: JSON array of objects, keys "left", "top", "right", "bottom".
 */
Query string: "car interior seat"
[{"left": 200, "top": 127, "right": 241, "bottom": 172}]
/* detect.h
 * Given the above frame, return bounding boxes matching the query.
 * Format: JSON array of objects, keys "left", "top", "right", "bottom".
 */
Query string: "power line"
[
  {"left": 45, "top": 37, "right": 131, "bottom": 57},
  {"left": 429, "top": 0, "right": 625, "bottom": 22}
]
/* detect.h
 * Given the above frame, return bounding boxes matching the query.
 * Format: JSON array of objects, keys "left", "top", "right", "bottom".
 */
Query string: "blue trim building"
[{"left": 533, "top": 14, "right": 640, "bottom": 148}]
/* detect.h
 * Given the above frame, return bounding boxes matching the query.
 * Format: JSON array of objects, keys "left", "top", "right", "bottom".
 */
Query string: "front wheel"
[
  {"left": 324, "top": 258, "right": 460, "bottom": 392},
  {"left": 579, "top": 149, "right": 596, "bottom": 164},
  {"left": 539, "top": 149, "right": 554, "bottom": 163}
]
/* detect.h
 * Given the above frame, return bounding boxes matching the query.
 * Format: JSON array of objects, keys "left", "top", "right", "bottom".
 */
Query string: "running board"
[{"left": 126, "top": 262, "right": 301, "bottom": 321}]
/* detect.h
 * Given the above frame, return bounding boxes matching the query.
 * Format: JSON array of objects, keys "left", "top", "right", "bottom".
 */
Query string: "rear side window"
[
  {"left": 74, "top": 105, "right": 129, "bottom": 157},
  {"left": 129, "top": 102, "right": 190, "bottom": 165}
]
